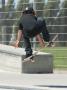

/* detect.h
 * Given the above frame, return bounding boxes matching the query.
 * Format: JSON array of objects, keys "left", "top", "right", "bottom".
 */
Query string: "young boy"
[{"left": 15, "top": 7, "right": 51, "bottom": 59}]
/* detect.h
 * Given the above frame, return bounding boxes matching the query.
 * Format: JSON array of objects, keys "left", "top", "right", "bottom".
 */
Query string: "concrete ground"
[{"left": 0, "top": 69, "right": 67, "bottom": 90}]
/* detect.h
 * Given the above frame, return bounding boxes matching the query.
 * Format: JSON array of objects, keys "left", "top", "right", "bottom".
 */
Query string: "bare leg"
[{"left": 36, "top": 34, "right": 45, "bottom": 47}]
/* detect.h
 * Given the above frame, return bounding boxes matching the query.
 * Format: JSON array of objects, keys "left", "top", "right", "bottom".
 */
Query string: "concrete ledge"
[
  {"left": 0, "top": 44, "right": 24, "bottom": 73},
  {"left": 0, "top": 44, "right": 53, "bottom": 73},
  {"left": 22, "top": 52, "right": 53, "bottom": 73}
]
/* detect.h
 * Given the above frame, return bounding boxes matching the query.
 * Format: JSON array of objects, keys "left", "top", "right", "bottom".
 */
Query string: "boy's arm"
[
  {"left": 36, "top": 34, "right": 45, "bottom": 48},
  {"left": 15, "top": 30, "right": 23, "bottom": 47}
]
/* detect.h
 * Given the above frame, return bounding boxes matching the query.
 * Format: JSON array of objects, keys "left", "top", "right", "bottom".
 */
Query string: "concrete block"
[
  {"left": 22, "top": 52, "right": 53, "bottom": 73},
  {"left": 0, "top": 44, "right": 23, "bottom": 73},
  {"left": 0, "top": 44, "right": 53, "bottom": 73}
]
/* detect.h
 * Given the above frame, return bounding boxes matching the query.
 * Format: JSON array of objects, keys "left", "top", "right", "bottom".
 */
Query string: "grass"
[{"left": 40, "top": 47, "right": 67, "bottom": 69}]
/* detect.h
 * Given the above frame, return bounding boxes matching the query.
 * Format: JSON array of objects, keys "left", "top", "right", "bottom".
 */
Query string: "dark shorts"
[
  {"left": 23, "top": 18, "right": 44, "bottom": 38},
  {"left": 23, "top": 17, "right": 50, "bottom": 42}
]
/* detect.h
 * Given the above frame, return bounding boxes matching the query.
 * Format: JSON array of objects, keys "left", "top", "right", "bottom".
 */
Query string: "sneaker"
[
  {"left": 25, "top": 54, "right": 35, "bottom": 62},
  {"left": 29, "top": 55, "right": 35, "bottom": 62},
  {"left": 26, "top": 54, "right": 32, "bottom": 58},
  {"left": 30, "top": 56, "right": 35, "bottom": 62}
]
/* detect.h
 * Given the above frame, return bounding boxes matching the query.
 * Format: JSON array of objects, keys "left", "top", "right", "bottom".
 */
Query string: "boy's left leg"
[{"left": 23, "top": 36, "right": 32, "bottom": 58}]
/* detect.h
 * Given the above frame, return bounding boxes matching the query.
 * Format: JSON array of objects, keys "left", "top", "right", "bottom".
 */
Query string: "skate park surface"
[
  {"left": 0, "top": 71, "right": 67, "bottom": 90},
  {"left": 0, "top": 44, "right": 67, "bottom": 90}
]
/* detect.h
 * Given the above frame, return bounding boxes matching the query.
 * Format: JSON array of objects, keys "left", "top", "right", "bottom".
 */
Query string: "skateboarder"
[{"left": 15, "top": 6, "right": 52, "bottom": 59}]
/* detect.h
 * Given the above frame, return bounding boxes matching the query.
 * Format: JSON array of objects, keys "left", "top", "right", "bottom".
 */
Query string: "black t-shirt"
[
  {"left": 19, "top": 14, "right": 37, "bottom": 30},
  {"left": 19, "top": 22, "right": 23, "bottom": 30},
  {"left": 18, "top": 14, "right": 37, "bottom": 37}
]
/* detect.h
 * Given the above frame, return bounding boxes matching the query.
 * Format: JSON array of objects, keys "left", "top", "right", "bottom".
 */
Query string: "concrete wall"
[{"left": 0, "top": 44, "right": 53, "bottom": 73}]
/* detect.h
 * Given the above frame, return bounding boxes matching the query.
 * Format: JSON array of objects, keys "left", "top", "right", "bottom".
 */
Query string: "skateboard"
[
  {"left": 22, "top": 52, "right": 37, "bottom": 63},
  {"left": 23, "top": 34, "right": 58, "bottom": 63}
]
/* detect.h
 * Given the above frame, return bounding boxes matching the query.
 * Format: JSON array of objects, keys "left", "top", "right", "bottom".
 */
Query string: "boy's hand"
[
  {"left": 40, "top": 41, "right": 45, "bottom": 48},
  {"left": 14, "top": 40, "right": 19, "bottom": 48}
]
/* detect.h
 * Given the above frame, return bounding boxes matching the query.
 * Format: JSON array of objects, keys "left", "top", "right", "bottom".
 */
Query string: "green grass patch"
[{"left": 41, "top": 47, "right": 67, "bottom": 69}]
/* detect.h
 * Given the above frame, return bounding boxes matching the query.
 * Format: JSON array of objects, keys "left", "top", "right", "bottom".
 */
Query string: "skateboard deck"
[{"left": 22, "top": 52, "right": 37, "bottom": 63}]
